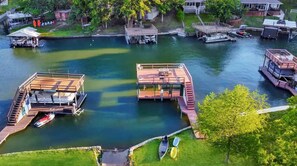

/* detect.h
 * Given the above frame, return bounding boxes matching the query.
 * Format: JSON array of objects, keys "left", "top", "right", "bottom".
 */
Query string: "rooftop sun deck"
[
  {"left": 266, "top": 49, "right": 297, "bottom": 70},
  {"left": 125, "top": 24, "right": 158, "bottom": 36},
  {"left": 21, "top": 72, "right": 85, "bottom": 92},
  {"left": 136, "top": 63, "right": 191, "bottom": 85}
]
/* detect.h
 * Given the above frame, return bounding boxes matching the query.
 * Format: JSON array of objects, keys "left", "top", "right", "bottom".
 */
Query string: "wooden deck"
[
  {"left": 23, "top": 73, "right": 85, "bottom": 92},
  {"left": 136, "top": 63, "right": 190, "bottom": 85},
  {"left": 0, "top": 111, "right": 38, "bottom": 145},
  {"left": 125, "top": 25, "right": 158, "bottom": 36},
  {"left": 265, "top": 49, "right": 297, "bottom": 70},
  {"left": 259, "top": 66, "right": 297, "bottom": 95}
]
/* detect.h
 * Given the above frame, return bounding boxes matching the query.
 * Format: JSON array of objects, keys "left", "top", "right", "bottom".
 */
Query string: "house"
[
  {"left": 0, "top": 0, "right": 8, "bottom": 6},
  {"left": 183, "top": 0, "right": 205, "bottom": 14},
  {"left": 7, "top": 12, "right": 32, "bottom": 28},
  {"left": 146, "top": 7, "right": 159, "bottom": 20},
  {"left": 183, "top": 0, "right": 282, "bottom": 16},
  {"left": 241, "top": 0, "right": 282, "bottom": 16},
  {"left": 54, "top": 9, "right": 71, "bottom": 21}
]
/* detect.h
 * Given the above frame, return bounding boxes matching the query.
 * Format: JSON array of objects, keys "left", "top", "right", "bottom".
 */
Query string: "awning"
[{"left": 7, "top": 27, "right": 40, "bottom": 38}]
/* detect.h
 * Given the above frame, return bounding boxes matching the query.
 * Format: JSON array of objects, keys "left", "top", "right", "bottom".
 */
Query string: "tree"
[
  {"left": 120, "top": 0, "right": 151, "bottom": 27},
  {"left": 205, "top": 0, "right": 242, "bottom": 22},
  {"left": 18, "top": 0, "right": 55, "bottom": 17},
  {"left": 153, "top": 0, "right": 184, "bottom": 22},
  {"left": 257, "top": 96, "right": 297, "bottom": 165},
  {"left": 198, "top": 85, "right": 268, "bottom": 163}
]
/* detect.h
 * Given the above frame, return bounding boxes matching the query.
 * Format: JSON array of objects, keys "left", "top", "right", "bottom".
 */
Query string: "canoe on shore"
[{"left": 159, "top": 136, "right": 169, "bottom": 160}]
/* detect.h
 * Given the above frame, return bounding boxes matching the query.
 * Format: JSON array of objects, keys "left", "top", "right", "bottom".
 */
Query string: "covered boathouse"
[
  {"left": 125, "top": 24, "right": 158, "bottom": 44},
  {"left": 261, "top": 19, "right": 297, "bottom": 40},
  {"left": 7, "top": 27, "right": 40, "bottom": 48},
  {"left": 259, "top": 49, "right": 297, "bottom": 95},
  {"left": 136, "top": 63, "right": 204, "bottom": 139},
  {"left": 0, "top": 72, "right": 87, "bottom": 145}
]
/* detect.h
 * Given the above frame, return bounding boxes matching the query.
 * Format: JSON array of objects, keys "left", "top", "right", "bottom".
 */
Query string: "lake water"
[{"left": 0, "top": 35, "right": 296, "bottom": 153}]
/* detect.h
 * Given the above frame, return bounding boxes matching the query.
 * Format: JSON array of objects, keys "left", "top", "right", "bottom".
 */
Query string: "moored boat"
[
  {"left": 202, "top": 33, "right": 236, "bottom": 43},
  {"left": 159, "top": 136, "right": 169, "bottom": 160},
  {"left": 34, "top": 113, "right": 55, "bottom": 127}
]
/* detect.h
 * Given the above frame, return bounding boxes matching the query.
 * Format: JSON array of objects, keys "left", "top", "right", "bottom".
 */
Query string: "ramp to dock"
[{"left": 0, "top": 111, "right": 38, "bottom": 145}]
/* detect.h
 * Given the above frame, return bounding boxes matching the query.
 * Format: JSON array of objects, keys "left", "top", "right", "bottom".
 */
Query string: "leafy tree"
[
  {"left": 120, "top": 0, "right": 151, "bottom": 27},
  {"left": 198, "top": 85, "right": 268, "bottom": 163},
  {"left": 205, "top": 0, "right": 243, "bottom": 22},
  {"left": 257, "top": 96, "right": 297, "bottom": 165},
  {"left": 153, "top": 0, "right": 184, "bottom": 22}
]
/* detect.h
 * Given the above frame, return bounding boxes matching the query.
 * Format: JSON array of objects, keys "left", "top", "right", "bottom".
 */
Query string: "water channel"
[{"left": 0, "top": 35, "right": 296, "bottom": 153}]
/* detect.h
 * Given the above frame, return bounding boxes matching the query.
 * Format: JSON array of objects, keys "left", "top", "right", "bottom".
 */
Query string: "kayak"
[
  {"left": 170, "top": 147, "right": 178, "bottom": 159},
  {"left": 173, "top": 137, "right": 180, "bottom": 147},
  {"left": 158, "top": 136, "right": 169, "bottom": 160}
]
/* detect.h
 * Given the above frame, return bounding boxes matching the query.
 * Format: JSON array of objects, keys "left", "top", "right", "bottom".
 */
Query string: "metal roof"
[
  {"left": 7, "top": 27, "right": 40, "bottom": 37},
  {"left": 263, "top": 19, "right": 297, "bottom": 29},
  {"left": 7, "top": 12, "right": 32, "bottom": 19}
]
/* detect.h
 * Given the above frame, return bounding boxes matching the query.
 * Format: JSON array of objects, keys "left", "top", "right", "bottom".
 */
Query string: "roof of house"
[
  {"left": 7, "top": 27, "right": 40, "bottom": 37},
  {"left": 241, "top": 0, "right": 282, "bottom": 4},
  {"left": 7, "top": 12, "right": 32, "bottom": 19}
]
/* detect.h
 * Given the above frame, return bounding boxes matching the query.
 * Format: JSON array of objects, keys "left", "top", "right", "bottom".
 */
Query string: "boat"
[
  {"left": 228, "top": 30, "right": 252, "bottom": 38},
  {"left": 202, "top": 33, "right": 236, "bottom": 43},
  {"left": 34, "top": 113, "right": 55, "bottom": 127},
  {"left": 173, "top": 137, "right": 180, "bottom": 147},
  {"left": 170, "top": 147, "right": 178, "bottom": 160},
  {"left": 159, "top": 136, "right": 169, "bottom": 160}
]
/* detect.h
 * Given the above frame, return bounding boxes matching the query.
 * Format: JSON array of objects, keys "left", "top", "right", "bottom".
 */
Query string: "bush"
[{"left": 176, "top": 10, "right": 184, "bottom": 22}]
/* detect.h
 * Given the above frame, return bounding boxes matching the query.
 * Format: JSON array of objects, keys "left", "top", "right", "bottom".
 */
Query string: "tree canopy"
[
  {"left": 198, "top": 85, "right": 268, "bottom": 163},
  {"left": 257, "top": 96, "right": 297, "bottom": 165},
  {"left": 205, "top": 0, "right": 243, "bottom": 22}
]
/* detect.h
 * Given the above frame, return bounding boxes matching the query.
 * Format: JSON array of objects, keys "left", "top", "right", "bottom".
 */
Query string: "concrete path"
[{"left": 102, "top": 149, "right": 129, "bottom": 166}]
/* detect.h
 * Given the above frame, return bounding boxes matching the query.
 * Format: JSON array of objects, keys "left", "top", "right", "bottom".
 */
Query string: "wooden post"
[
  {"left": 154, "top": 84, "right": 156, "bottom": 101},
  {"left": 263, "top": 55, "right": 266, "bottom": 67}
]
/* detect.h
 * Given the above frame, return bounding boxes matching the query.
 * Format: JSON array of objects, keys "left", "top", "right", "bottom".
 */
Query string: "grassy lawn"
[
  {"left": 242, "top": 16, "right": 279, "bottom": 28},
  {"left": 151, "top": 12, "right": 182, "bottom": 32},
  {"left": 199, "top": 13, "right": 216, "bottom": 22},
  {"left": 0, "top": 149, "right": 98, "bottom": 166},
  {"left": 184, "top": 14, "right": 199, "bottom": 33},
  {"left": 132, "top": 130, "right": 255, "bottom": 166}
]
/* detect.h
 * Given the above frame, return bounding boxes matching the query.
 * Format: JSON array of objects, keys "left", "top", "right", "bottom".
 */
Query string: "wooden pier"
[
  {"left": 259, "top": 49, "right": 297, "bottom": 96},
  {"left": 0, "top": 72, "right": 87, "bottom": 145},
  {"left": 136, "top": 63, "right": 203, "bottom": 138}
]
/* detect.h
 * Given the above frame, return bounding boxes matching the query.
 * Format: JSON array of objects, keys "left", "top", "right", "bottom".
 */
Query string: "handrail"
[
  {"left": 137, "top": 76, "right": 185, "bottom": 84},
  {"left": 29, "top": 84, "right": 77, "bottom": 92},
  {"left": 182, "top": 64, "right": 196, "bottom": 103},
  {"left": 7, "top": 89, "right": 27, "bottom": 122}
]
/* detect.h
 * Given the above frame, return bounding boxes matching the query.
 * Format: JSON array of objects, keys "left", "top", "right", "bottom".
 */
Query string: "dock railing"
[
  {"left": 181, "top": 64, "right": 196, "bottom": 106},
  {"left": 266, "top": 49, "right": 297, "bottom": 69},
  {"left": 137, "top": 76, "right": 185, "bottom": 84}
]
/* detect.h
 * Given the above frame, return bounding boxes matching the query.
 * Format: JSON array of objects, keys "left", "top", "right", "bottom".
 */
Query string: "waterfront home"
[
  {"left": 259, "top": 49, "right": 297, "bottom": 95},
  {"left": 0, "top": 0, "right": 8, "bottom": 6},
  {"left": 7, "top": 27, "right": 40, "bottom": 48},
  {"left": 7, "top": 12, "right": 32, "bottom": 28},
  {"left": 183, "top": 0, "right": 205, "bottom": 14},
  {"left": 241, "top": 0, "right": 282, "bottom": 16},
  {"left": 146, "top": 7, "right": 159, "bottom": 20},
  {"left": 55, "top": 9, "right": 71, "bottom": 21}
]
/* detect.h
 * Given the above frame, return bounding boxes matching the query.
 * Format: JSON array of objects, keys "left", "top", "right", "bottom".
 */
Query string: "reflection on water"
[{"left": 0, "top": 35, "right": 296, "bottom": 153}]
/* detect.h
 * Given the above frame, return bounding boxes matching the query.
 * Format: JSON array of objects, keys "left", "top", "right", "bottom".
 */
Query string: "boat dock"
[
  {"left": 0, "top": 72, "right": 87, "bottom": 145},
  {"left": 125, "top": 24, "right": 158, "bottom": 44},
  {"left": 136, "top": 63, "right": 204, "bottom": 139},
  {"left": 259, "top": 49, "right": 297, "bottom": 96}
]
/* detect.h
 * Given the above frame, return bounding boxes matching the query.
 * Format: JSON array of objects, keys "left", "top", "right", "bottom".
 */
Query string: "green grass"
[
  {"left": 0, "top": 149, "right": 98, "bottom": 166},
  {"left": 199, "top": 13, "right": 216, "bottom": 22},
  {"left": 132, "top": 130, "right": 255, "bottom": 166},
  {"left": 242, "top": 16, "right": 279, "bottom": 28},
  {"left": 184, "top": 14, "right": 199, "bottom": 33}
]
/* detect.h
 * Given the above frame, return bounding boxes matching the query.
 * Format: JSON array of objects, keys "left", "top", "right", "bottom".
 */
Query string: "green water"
[{"left": 0, "top": 35, "right": 296, "bottom": 153}]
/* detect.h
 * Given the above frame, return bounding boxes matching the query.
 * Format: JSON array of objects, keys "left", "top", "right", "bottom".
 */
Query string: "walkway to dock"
[
  {"left": 0, "top": 111, "right": 38, "bottom": 145},
  {"left": 257, "top": 105, "right": 290, "bottom": 114}
]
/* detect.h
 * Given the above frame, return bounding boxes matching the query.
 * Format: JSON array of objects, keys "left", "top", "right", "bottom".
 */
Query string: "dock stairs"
[
  {"left": 7, "top": 89, "right": 27, "bottom": 126},
  {"left": 185, "top": 82, "right": 195, "bottom": 110}
]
